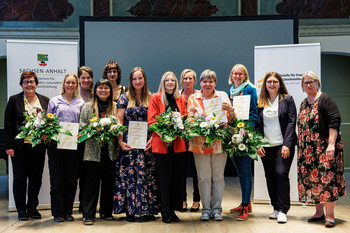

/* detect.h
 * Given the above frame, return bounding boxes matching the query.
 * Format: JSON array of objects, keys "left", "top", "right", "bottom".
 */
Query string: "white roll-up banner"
[
  {"left": 6, "top": 40, "right": 78, "bottom": 211},
  {"left": 253, "top": 43, "right": 321, "bottom": 203}
]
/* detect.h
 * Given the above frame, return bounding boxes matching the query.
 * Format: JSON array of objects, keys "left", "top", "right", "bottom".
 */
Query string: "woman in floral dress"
[
  {"left": 297, "top": 71, "right": 346, "bottom": 228},
  {"left": 113, "top": 67, "right": 157, "bottom": 222}
]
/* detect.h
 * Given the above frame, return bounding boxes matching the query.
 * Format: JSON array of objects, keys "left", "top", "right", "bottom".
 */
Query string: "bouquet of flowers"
[
  {"left": 15, "top": 108, "right": 72, "bottom": 147},
  {"left": 77, "top": 115, "right": 126, "bottom": 146},
  {"left": 184, "top": 113, "right": 229, "bottom": 148},
  {"left": 148, "top": 107, "right": 186, "bottom": 147},
  {"left": 223, "top": 119, "right": 269, "bottom": 161}
]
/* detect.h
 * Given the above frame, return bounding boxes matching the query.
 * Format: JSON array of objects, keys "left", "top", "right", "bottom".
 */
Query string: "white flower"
[
  {"left": 172, "top": 112, "right": 181, "bottom": 118},
  {"left": 232, "top": 134, "right": 243, "bottom": 143},
  {"left": 248, "top": 133, "right": 253, "bottom": 140},
  {"left": 33, "top": 119, "right": 44, "bottom": 128},
  {"left": 99, "top": 118, "right": 112, "bottom": 126},
  {"left": 110, "top": 125, "right": 118, "bottom": 131},
  {"left": 238, "top": 143, "right": 246, "bottom": 151},
  {"left": 200, "top": 122, "right": 208, "bottom": 128},
  {"left": 92, "top": 122, "right": 98, "bottom": 128},
  {"left": 177, "top": 123, "right": 184, "bottom": 130},
  {"left": 239, "top": 128, "right": 246, "bottom": 136},
  {"left": 214, "top": 123, "right": 219, "bottom": 128},
  {"left": 25, "top": 122, "right": 31, "bottom": 128}
]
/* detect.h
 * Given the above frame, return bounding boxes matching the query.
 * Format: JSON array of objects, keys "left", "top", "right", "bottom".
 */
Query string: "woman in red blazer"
[{"left": 148, "top": 71, "right": 186, "bottom": 223}]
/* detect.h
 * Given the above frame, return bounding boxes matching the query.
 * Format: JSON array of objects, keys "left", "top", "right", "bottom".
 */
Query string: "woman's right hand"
[
  {"left": 257, "top": 146, "right": 265, "bottom": 157},
  {"left": 119, "top": 141, "right": 132, "bottom": 151},
  {"left": 6, "top": 149, "right": 14, "bottom": 157}
]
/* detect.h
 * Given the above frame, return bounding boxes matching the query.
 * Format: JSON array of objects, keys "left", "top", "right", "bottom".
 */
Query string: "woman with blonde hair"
[
  {"left": 179, "top": 69, "right": 201, "bottom": 212},
  {"left": 113, "top": 67, "right": 158, "bottom": 222},
  {"left": 227, "top": 64, "right": 258, "bottom": 221},
  {"left": 256, "top": 72, "right": 297, "bottom": 223},
  {"left": 48, "top": 73, "right": 85, "bottom": 222},
  {"left": 148, "top": 71, "right": 187, "bottom": 223}
]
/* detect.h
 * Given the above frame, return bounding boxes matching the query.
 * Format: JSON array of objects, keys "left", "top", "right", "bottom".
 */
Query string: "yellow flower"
[
  {"left": 47, "top": 113, "right": 54, "bottom": 119},
  {"left": 91, "top": 117, "right": 98, "bottom": 122},
  {"left": 237, "top": 122, "right": 245, "bottom": 128}
]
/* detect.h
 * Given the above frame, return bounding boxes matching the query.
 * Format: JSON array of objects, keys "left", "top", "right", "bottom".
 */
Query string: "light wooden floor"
[{"left": 0, "top": 174, "right": 349, "bottom": 233}]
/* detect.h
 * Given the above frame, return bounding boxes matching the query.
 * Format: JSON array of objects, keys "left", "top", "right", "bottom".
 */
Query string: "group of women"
[{"left": 4, "top": 61, "right": 345, "bottom": 228}]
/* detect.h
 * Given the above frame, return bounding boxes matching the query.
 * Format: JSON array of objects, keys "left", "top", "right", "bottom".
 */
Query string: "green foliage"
[
  {"left": 77, "top": 115, "right": 126, "bottom": 146},
  {"left": 148, "top": 107, "right": 187, "bottom": 147},
  {"left": 184, "top": 113, "right": 229, "bottom": 148},
  {"left": 223, "top": 119, "right": 269, "bottom": 161},
  {"left": 15, "top": 109, "right": 72, "bottom": 147}
]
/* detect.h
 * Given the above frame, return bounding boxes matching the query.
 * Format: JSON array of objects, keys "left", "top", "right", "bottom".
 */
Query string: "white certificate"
[
  {"left": 127, "top": 121, "right": 148, "bottom": 149},
  {"left": 203, "top": 96, "right": 228, "bottom": 122},
  {"left": 232, "top": 95, "right": 251, "bottom": 120},
  {"left": 57, "top": 122, "right": 79, "bottom": 150}
]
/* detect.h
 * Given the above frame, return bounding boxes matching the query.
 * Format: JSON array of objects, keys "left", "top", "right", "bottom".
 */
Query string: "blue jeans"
[{"left": 231, "top": 154, "right": 252, "bottom": 206}]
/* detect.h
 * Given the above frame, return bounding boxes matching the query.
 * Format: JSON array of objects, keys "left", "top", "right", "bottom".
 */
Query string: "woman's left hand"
[
  {"left": 222, "top": 102, "right": 233, "bottom": 112},
  {"left": 281, "top": 146, "right": 290, "bottom": 158},
  {"left": 145, "top": 138, "right": 152, "bottom": 151},
  {"left": 326, "top": 144, "right": 335, "bottom": 157}
]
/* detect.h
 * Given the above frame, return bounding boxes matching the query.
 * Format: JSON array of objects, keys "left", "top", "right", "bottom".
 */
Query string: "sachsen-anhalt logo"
[{"left": 38, "top": 54, "right": 48, "bottom": 66}]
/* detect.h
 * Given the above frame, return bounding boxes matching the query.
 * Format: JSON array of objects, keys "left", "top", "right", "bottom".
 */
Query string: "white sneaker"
[
  {"left": 269, "top": 210, "right": 279, "bottom": 219},
  {"left": 277, "top": 211, "right": 287, "bottom": 223}
]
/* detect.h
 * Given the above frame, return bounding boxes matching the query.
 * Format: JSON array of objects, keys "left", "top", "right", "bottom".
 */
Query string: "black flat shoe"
[
  {"left": 27, "top": 209, "right": 41, "bottom": 219},
  {"left": 100, "top": 214, "right": 114, "bottom": 221},
  {"left": 142, "top": 215, "right": 156, "bottom": 221},
  {"left": 180, "top": 202, "right": 187, "bottom": 212},
  {"left": 190, "top": 203, "right": 200, "bottom": 212},
  {"left": 325, "top": 220, "right": 336, "bottom": 228},
  {"left": 170, "top": 211, "right": 180, "bottom": 222},
  {"left": 126, "top": 214, "right": 135, "bottom": 222},
  {"left": 64, "top": 215, "right": 74, "bottom": 221},
  {"left": 54, "top": 216, "right": 64, "bottom": 223},
  {"left": 18, "top": 211, "right": 29, "bottom": 221},
  {"left": 161, "top": 212, "right": 171, "bottom": 223},
  {"left": 308, "top": 214, "right": 325, "bottom": 222}
]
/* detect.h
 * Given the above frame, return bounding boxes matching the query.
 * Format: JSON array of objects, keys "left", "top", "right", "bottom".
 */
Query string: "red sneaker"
[
  {"left": 237, "top": 206, "right": 249, "bottom": 221},
  {"left": 230, "top": 202, "right": 252, "bottom": 213}
]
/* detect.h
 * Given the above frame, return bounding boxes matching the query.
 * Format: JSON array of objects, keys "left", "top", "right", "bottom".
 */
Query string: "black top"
[
  {"left": 98, "top": 99, "right": 109, "bottom": 117},
  {"left": 257, "top": 95, "right": 297, "bottom": 149},
  {"left": 4, "top": 92, "right": 50, "bottom": 150},
  {"left": 315, "top": 92, "right": 341, "bottom": 138},
  {"left": 165, "top": 92, "right": 179, "bottom": 112}
]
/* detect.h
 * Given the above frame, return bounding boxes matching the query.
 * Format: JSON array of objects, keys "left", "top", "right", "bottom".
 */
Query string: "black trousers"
[
  {"left": 82, "top": 148, "right": 116, "bottom": 219},
  {"left": 155, "top": 149, "right": 185, "bottom": 213},
  {"left": 74, "top": 141, "right": 86, "bottom": 212},
  {"left": 261, "top": 145, "right": 295, "bottom": 214},
  {"left": 183, "top": 150, "right": 200, "bottom": 202},
  {"left": 11, "top": 143, "right": 46, "bottom": 213},
  {"left": 48, "top": 144, "right": 80, "bottom": 217}
]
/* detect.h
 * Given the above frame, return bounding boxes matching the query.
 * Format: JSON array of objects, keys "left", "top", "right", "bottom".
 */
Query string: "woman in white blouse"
[{"left": 256, "top": 72, "right": 297, "bottom": 224}]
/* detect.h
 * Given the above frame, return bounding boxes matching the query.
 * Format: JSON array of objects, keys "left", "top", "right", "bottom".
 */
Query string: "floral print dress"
[
  {"left": 113, "top": 93, "right": 158, "bottom": 216},
  {"left": 297, "top": 98, "right": 346, "bottom": 204}
]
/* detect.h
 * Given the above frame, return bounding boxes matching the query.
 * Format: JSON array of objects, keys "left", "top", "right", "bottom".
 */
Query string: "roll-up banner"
[
  {"left": 253, "top": 43, "right": 321, "bottom": 202},
  {"left": 6, "top": 40, "right": 78, "bottom": 210}
]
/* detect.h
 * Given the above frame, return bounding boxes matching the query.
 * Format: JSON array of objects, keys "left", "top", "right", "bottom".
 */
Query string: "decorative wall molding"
[
  {"left": 299, "top": 24, "right": 350, "bottom": 37},
  {"left": 0, "top": 28, "right": 79, "bottom": 40}
]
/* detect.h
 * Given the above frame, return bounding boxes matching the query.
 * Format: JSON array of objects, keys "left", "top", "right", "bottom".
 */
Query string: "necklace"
[{"left": 98, "top": 102, "right": 109, "bottom": 111}]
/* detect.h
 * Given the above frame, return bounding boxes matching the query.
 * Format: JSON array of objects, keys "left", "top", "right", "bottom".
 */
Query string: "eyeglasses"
[
  {"left": 23, "top": 80, "right": 36, "bottom": 85},
  {"left": 266, "top": 80, "right": 279, "bottom": 85},
  {"left": 303, "top": 81, "right": 316, "bottom": 86},
  {"left": 97, "top": 87, "right": 110, "bottom": 91},
  {"left": 232, "top": 72, "right": 244, "bottom": 76}
]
